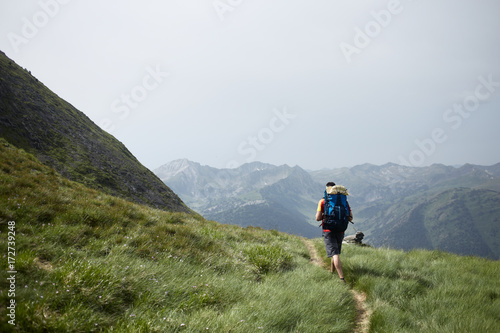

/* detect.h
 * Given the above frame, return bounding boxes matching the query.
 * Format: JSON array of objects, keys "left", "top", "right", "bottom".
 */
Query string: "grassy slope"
[
  {"left": 422, "top": 188, "right": 500, "bottom": 259},
  {"left": 0, "top": 139, "right": 355, "bottom": 332}
]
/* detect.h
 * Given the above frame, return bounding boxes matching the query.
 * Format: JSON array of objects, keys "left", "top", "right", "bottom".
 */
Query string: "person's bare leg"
[{"left": 332, "top": 255, "right": 344, "bottom": 279}]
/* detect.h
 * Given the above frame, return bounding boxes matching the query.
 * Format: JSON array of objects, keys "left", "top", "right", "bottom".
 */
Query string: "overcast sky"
[{"left": 1, "top": 0, "right": 499, "bottom": 170}]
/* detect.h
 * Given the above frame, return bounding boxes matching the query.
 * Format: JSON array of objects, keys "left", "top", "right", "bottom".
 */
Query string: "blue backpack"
[{"left": 323, "top": 189, "right": 350, "bottom": 233}]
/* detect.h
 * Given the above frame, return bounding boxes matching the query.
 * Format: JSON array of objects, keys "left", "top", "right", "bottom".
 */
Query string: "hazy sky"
[{"left": 1, "top": 0, "right": 499, "bottom": 170}]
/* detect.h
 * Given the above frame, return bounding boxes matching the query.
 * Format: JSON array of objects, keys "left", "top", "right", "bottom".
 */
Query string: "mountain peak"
[{"left": 168, "top": 158, "right": 199, "bottom": 170}]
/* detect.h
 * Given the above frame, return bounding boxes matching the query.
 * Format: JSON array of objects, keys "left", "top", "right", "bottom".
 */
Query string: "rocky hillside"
[{"left": 0, "top": 51, "right": 188, "bottom": 213}]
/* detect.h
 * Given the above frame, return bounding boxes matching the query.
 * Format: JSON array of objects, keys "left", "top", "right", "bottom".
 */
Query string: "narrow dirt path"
[
  {"left": 302, "top": 239, "right": 371, "bottom": 333},
  {"left": 302, "top": 237, "right": 326, "bottom": 268},
  {"left": 351, "top": 289, "right": 371, "bottom": 333}
]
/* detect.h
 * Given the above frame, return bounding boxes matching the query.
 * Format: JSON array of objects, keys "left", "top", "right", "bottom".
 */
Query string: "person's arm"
[
  {"left": 348, "top": 203, "right": 353, "bottom": 222},
  {"left": 315, "top": 199, "right": 324, "bottom": 221}
]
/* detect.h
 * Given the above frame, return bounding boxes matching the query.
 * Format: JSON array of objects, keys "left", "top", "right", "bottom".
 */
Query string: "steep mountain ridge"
[
  {"left": 155, "top": 160, "right": 300, "bottom": 204},
  {"left": 0, "top": 51, "right": 188, "bottom": 212}
]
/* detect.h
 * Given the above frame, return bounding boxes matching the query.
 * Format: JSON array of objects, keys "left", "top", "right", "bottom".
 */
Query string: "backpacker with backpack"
[{"left": 323, "top": 185, "right": 350, "bottom": 233}]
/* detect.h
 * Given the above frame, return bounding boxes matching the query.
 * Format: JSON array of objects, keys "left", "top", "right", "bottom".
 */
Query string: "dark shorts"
[{"left": 323, "top": 231, "right": 344, "bottom": 257}]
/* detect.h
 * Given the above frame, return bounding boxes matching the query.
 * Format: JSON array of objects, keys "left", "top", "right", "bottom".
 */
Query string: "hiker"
[{"left": 315, "top": 182, "right": 353, "bottom": 282}]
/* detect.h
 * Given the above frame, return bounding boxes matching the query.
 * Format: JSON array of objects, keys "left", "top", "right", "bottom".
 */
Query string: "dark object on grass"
[{"left": 344, "top": 232, "right": 364, "bottom": 245}]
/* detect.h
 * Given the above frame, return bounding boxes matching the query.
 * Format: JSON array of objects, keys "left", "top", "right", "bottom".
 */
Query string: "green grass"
[
  {"left": 313, "top": 239, "right": 500, "bottom": 332},
  {"left": 0, "top": 139, "right": 355, "bottom": 332}
]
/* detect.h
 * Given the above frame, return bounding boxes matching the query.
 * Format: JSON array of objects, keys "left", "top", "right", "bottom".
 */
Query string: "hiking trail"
[{"left": 302, "top": 239, "right": 371, "bottom": 333}]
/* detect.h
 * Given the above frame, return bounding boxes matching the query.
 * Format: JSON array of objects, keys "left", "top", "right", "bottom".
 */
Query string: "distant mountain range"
[
  {"left": 156, "top": 159, "right": 500, "bottom": 259},
  {"left": 154, "top": 159, "right": 321, "bottom": 238},
  {"left": 0, "top": 51, "right": 188, "bottom": 213}
]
